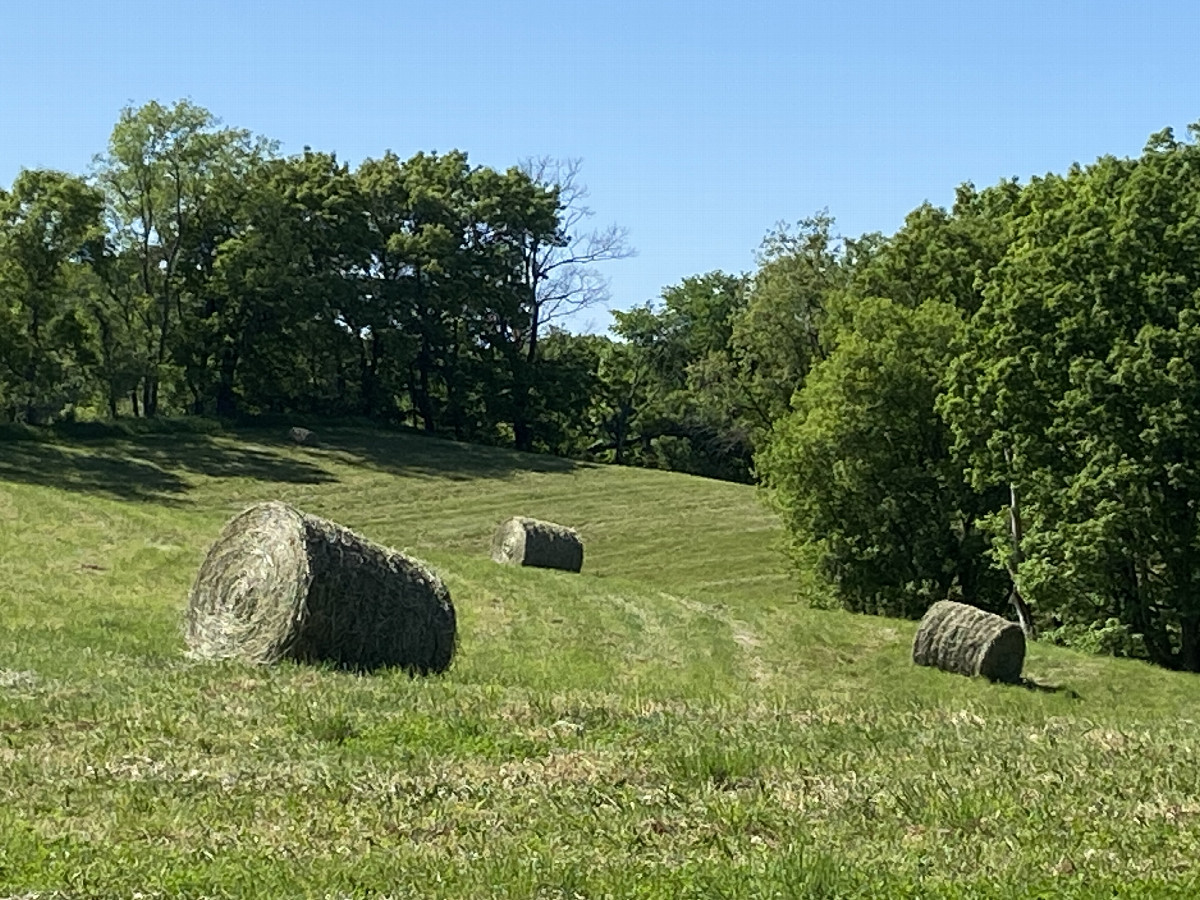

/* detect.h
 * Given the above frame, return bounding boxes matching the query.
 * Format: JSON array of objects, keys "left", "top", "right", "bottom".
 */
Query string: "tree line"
[
  {"left": 753, "top": 126, "right": 1200, "bottom": 672},
  {"left": 0, "top": 100, "right": 630, "bottom": 452},
  {"left": 6, "top": 102, "right": 1200, "bottom": 670}
]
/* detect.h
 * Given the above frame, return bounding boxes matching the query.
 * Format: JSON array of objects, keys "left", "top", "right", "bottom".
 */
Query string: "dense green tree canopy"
[
  {"left": 760, "top": 298, "right": 1005, "bottom": 617},
  {"left": 92, "top": 99, "right": 272, "bottom": 416},
  {"left": 0, "top": 169, "right": 104, "bottom": 421},
  {"left": 943, "top": 125, "right": 1200, "bottom": 669}
]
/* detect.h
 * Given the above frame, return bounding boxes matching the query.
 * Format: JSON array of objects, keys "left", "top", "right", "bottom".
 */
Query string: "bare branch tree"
[{"left": 518, "top": 157, "right": 634, "bottom": 363}]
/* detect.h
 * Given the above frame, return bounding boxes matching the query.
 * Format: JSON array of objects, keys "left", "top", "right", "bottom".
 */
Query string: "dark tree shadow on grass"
[
  {"left": 127, "top": 434, "right": 338, "bottom": 485},
  {"left": 0, "top": 432, "right": 335, "bottom": 504},
  {"left": 254, "top": 425, "right": 594, "bottom": 483},
  {"left": 0, "top": 418, "right": 595, "bottom": 504},
  {"left": 0, "top": 441, "right": 187, "bottom": 503}
]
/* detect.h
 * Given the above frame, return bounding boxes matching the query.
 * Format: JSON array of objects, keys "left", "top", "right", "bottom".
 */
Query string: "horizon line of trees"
[
  {"left": 0, "top": 99, "right": 632, "bottom": 453},
  {"left": 8, "top": 102, "right": 1200, "bottom": 672}
]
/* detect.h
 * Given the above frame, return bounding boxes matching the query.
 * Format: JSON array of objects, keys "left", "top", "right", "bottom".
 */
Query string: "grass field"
[{"left": 3, "top": 423, "right": 1200, "bottom": 898}]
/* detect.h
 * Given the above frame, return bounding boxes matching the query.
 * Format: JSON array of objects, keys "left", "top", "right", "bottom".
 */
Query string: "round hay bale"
[
  {"left": 491, "top": 516, "right": 584, "bottom": 573},
  {"left": 289, "top": 426, "right": 318, "bottom": 446},
  {"left": 912, "top": 600, "right": 1025, "bottom": 683},
  {"left": 185, "top": 502, "right": 455, "bottom": 672}
]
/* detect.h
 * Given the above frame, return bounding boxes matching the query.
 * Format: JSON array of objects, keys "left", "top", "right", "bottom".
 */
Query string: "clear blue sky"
[{"left": 2, "top": 0, "right": 1196, "bottom": 331}]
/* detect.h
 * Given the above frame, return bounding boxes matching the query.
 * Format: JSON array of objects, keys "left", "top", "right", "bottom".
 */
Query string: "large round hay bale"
[
  {"left": 185, "top": 502, "right": 455, "bottom": 672},
  {"left": 912, "top": 600, "right": 1025, "bottom": 683},
  {"left": 491, "top": 516, "right": 584, "bottom": 573},
  {"left": 289, "top": 426, "right": 318, "bottom": 446}
]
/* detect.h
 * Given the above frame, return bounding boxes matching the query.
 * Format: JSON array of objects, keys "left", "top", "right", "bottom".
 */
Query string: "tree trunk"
[
  {"left": 215, "top": 346, "right": 240, "bottom": 417},
  {"left": 1003, "top": 448, "right": 1037, "bottom": 639},
  {"left": 360, "top": 332, "right": 384, "bottom": 419},
  {"left": 92, "top": 308, "right": 120, "bottom": 419},
  {"left": 511, "top": 289, "right": 541, "bottom": 452},
  {"left": 150, "top": 280, "right": 171, "bottom": 419},
  {"left": 514, "top": 419, "right": 533, "bottom": 452},
  {"left": 613, "top": 405, "right": 630, "bottom": 465},
  {"left": 412, "top": 343, "right": 437, "bottom": 433},
  {"left": 22, "top": 306, "right": 42, "bottom": 424},
  {"left": 143, "top": 375, "right": 158, "bottom": 418},
  {"left": 410, "top": 271, "right": 438, "bottom": 431},
  {"left": 511, "top": 365, "right": 533, "bottom": 452},
  {"left": 1181, "top": 615, "right": 1200, "bottom": 673}
]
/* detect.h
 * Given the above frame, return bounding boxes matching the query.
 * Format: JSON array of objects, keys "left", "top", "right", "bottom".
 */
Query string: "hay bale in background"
[
  {"left": 185, "top": 502, "right": 455, "bottom": 672},
  {"left": 912, "top": 600, "right": 1025, "bottom": 683},
  {"left": 491, "top": 516, "right": 584, "bottom": 572},
  {"left": 289, "top": 426, "right": 318, "bottom": 446}
]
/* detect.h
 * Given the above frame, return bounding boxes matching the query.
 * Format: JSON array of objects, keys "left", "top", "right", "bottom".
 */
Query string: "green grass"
[{"left": 3, "top": 423, "right": 1200, "bottom": 898}]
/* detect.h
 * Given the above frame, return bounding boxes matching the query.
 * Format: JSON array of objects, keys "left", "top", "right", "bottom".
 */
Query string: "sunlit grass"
[{"left": 2, "top": 422, "right": 1200, "bottom": 897}]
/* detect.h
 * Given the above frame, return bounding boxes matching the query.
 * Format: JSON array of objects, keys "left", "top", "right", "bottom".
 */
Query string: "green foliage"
[
  {"left": 203, "top": 149, "right": 371, "bottom": 417},
  {"left": 759, "top": 298, "right": 1005, "bottom": 617},
  {"left": 1041, "top": 617, "right": 1147, "bottom": 658},
  {"left": 729, "top": 214, "right": 847, "bottom": 438},
  {"left": 598, "top": 272, "right": 754, "bottom": 480},
  {"left": 943, "top": 124, "right": 1200, "bottom": 670},
  {"left": 92, "top": 99, "right": 273, "bottom": 417},
  {"left": 850, "top": 180, "right": 1020, "bottom": 315},
  {"left": 0, "top": 99, "right": 622, "bottom": 455},
  {"left": 521, "top": 328, "right": 603, "bottom": 455},
  {"left": 0, "top": 169, "right": 104, "bottom": 421},
  {"left": 0, "top": 99, "right": 615, "bottom": 451}
]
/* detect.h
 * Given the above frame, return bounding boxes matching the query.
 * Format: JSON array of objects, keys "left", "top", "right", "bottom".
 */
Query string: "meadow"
[{"left": 2, "top": 423, "right": 1200, "bottom": 898}]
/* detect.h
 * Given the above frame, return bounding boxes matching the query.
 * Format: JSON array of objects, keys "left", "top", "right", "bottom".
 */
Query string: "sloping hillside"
[{"left": 2, "top": 424, "right": 1199, "bottom": 898}]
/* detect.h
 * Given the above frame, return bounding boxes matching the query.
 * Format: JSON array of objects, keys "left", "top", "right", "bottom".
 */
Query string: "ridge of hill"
[{"left": 2, "top": 424, "right": 1199, "bottom": 898}]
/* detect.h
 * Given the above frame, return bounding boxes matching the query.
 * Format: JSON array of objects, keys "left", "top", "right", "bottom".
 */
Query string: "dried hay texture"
[
  {"left": 912, "top": 600, "right": 1025, "bottom": 683},
  {"left": 289, "top": 426, "right": 318, "bottom": 446},
  {"left": 491, "top": 516, "right": 584, "bottom": 573},
  {"left": 185, "top": 501, "right": 455, "bottom": 672}
]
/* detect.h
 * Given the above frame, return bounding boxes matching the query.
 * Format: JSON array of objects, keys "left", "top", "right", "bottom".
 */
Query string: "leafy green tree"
[
  {"left": 851, "top": 180, "right": 1020, "bottom": 316},
  {"left": 198, "top": 150, "right": 368, "bottom": 416},
  {"left": 594, "top": 272, "right": 754, "bottom": 479},
  {"left": 86, "top": 242, "right": 150, "bottom": 418},
  {"left": 760, "top": 298, "right": 1006, "bottom": 617},
  {"left": 93, "top": 99, "right": 271, "bottom": 416},
  {"left": 0, "top": 170, "right": 104, "bottom": 421},
  {"left": 520, "top": 327, "right": 604, "bottom": 456},
  {"left": 942, "top": 125, "right": 1200, "bottom": 669},
  {"left": 599, "top": 301, "right": 688, "bottom": 465},
  {"left": 354, "top": 151, "right": 424, "bottom": 420},
  {"left": 376, "top": 150, "right": 475, "bottom": 433},
  {"left": 728, "top": 214, "right": 848, "bottom": 441},
  {"left": 833, "top": 179, "right": 1036, "bottom": 630},
  {"left": 356, "top": 151, "right": 564, "bottom": 445},
  {"left": 586, "top": 333, "right": 655, "bottom": 466},
  {"left": 465, "top": 162, "right": 563, "bottom": 447}
]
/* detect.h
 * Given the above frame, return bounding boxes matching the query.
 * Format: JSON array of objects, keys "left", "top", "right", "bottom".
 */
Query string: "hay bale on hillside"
[
  {"left": 912, "top": 600, "right": 1025, "bottom": 683},
  {"left": 289, "top": 426, "right": 318, "bottom": 446},
  {"left": 491, "top": 516, "right": 584, "bottom": 572},
  {"left": 185, "top": 502, "right": 455, "bottom": 672}
]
